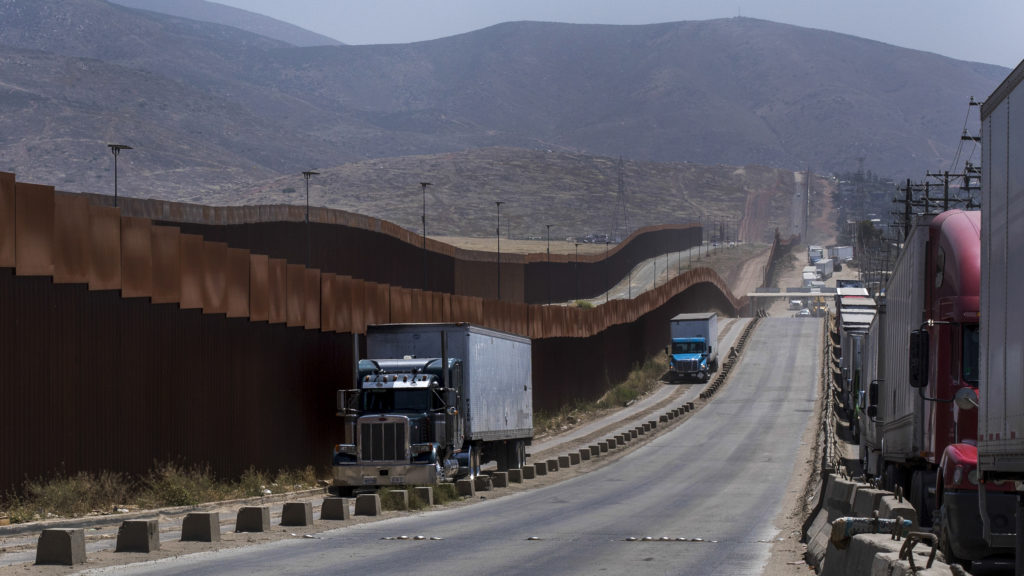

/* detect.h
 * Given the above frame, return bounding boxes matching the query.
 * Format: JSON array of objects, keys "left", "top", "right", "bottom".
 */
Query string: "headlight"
[
  {"left": 333, "top": 444, "right": 357, "bottom": 465},
  {"left": 968, "top": 469, "right": 979, "bottom": 486},
  {"left": 953, "top": 466, "right": 963, "bottom": 485},
  {"left": 411, "top": 443, "right": 437, "bottom": 464}
]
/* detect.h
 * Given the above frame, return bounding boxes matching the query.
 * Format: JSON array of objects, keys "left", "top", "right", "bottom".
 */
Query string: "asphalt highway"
[{"left": 95, "top": 317, "right": 821, "bottom": 576}]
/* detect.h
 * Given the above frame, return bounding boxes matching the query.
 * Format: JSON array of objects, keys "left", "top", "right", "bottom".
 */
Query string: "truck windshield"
[
  {"left": 962, "top": 324, "right": 980, "bottom": 385},
  {"left": 672, "top": 341, "right": 704, "bottom": 354},
  {"left": 362, "top": 389, "right": 431, "bottom": 412}
]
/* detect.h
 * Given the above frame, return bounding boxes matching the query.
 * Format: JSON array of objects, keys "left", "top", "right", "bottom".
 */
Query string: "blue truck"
[{"left": 666, "top": 312, "right": 719, "bottom": 382}]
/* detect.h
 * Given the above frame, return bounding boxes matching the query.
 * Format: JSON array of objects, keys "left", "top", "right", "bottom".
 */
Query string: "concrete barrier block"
[
  {"left": 35, "top": 528, "right": 85, "bottom": 565},
  {"left": 354, "top": 493, "right": 382, "bottom": 516},
  {"left": 609, "top": 437, "right": 619, "bottom": 448},
  {"left": 820, "top": 533, "right": 928, "bottom": 576},
  {"left": 648, "top": 420, "right": 657, "bottom": 429},
  {"left": 872, "top": 550, "right": 953, "bottom": 576},
  {"left": 558, "top": 455, "right": 570, "bottom": 468},
  {"left": 414, "top": 486, "right": 434, "bottom": 506},
  {"left": 569, "top": 452, "right": 581, "bottom": 465},
  {"left": 235, "top": 506, "right": 271, "bottom": 532},
  {"left": 535, "top": 461, "right": 548, "bottom": 476},
  {"left": 382, "top": 490, "right": 409, "bottom": 510},
  {"left": 321, "top": 497, "right": 351, "bottom": 520},
  {"left": 589, "top": 445, "right": 600, "bottom": 457},
  {"left": 579, "top": 449, "right": 591, "bottom": 461},
  {"left": 630, "top": 429, "right": 638, "bottom": 439},
  {"left": 181, "top": 512, "right": 221, "bottom": 542},
  {"left": 824, "top": 475, "right": 858, "bottom": 517},
  {"left": 643, "top": 423, "right": 651, "bottom": 432},
  {"left": 851, "top": 488, "right": 888, "bottom": 518},
  {"left": 281, "top": 501, "right": 314, "bottom": 526},
  {"left": 546, "top": 458, "right": 559, "bottom": 472},
  {"left": 474, "top": 476, "right": 493, "bottom": 492},
  {"left": 115, "top": 519, "right": 160, "bottom": 553},
  {"left": 877, "top": 495, "right": 918, "bottom": 530},
  {"left": 598, "top": 442, "right": 609, "bottom": 453},
  {"left": 522, "top": 465, "right": 536, "bottom": 480},
  {"left": 509, "top": 468, "right": 524, "bottom": 483},
  {"left": 804, "top": 509, "right": 830, "bottom": 571},
  {"left": 491, "top": 472, "right": 509, "bottom": 488},
  {"left": 687, "top": 402, "right": 695, "bottom": 410},
  {"left": 659, "top": 414, "right": 669, "bottom": 423}
]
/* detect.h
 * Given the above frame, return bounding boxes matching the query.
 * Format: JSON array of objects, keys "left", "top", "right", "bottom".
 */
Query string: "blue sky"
[{"left": 216, "top": 0, "right": 1021, "bottom": 68}]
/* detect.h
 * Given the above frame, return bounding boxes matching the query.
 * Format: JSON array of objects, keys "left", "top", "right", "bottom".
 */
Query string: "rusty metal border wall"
[
  {"left": 79, "top": 191, "right": 701, "bottom": 304},
  {"left": 0, "top": 174, "right": 741, "bottom": 494}
]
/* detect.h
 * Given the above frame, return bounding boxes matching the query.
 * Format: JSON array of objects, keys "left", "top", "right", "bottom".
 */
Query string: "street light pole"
[
  {"left": 496, "top": 201, "right": 504, "bottom": 300},
  {"left": 546, "top": 224, "right": 552, "bottom": 305},
  {"left": 107, "top": 144, "right": 132, "bottom": 208},
  {"left": 575, "top": 242, "right": 580, "bottom": 302},
  {"left": 605, "top": 241, "right": 610, "bottom": 304},
  {"left": 420, "top": 182, "right": 432, "bottom": 291},
  {"left": 302, "top": 170, "right": 319, "bottom": 266}
]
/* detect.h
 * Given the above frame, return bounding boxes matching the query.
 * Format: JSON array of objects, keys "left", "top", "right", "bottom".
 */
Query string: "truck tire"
[
  {"left": 910, "top": 470, "right": 935, "bottom": 528},
  {"left": 936, "top": 504, "right": 966, "bottom": 568}
]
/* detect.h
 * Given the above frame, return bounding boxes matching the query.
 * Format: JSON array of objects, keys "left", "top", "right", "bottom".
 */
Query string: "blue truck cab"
[{"left": 666, "top": 313, "right": 719, "bottom": 382}]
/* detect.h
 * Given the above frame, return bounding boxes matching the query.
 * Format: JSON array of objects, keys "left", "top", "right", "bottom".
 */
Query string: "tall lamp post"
[
  {"left": 107, "top": 144, "right": 132, "bottom": 208},
  {"left": 575, "top": 242, "right": 580, "bottom": 302},
  {"left": 420, "top": 182, "right": 432, "bottom": 291},
  {"left": 605, "top": 241, "right": 610, "bottom": 303},
  {"left": 302, "top": 170, "right": 319, "bottom": 266},
  {"left": 496, "top": 201, "right": 504, "bottom": 300},
  {"left": 546, "top": 224, "right": 553, "bottom": 305}
]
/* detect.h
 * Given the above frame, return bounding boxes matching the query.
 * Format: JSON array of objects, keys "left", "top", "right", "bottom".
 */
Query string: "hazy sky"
[{"left": 215, "top": 0, "right": 1021, "bottom": 68}]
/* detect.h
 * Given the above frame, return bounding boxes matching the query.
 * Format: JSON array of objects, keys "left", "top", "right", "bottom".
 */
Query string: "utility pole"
[
  {"left": 420, "top": 182, "right": 431, "bottom": 292},
  {"left": 546, "top": 224, "right": 553, "bottom": 305},
  {"left": 302, "top": 170, "right": 319, "bottom": 266},
  {"left": 108, "top": 144, "right": 132, "bottom": 208},
  {"left": 496, "top": 201, "right": 504, "bottom": 300}
]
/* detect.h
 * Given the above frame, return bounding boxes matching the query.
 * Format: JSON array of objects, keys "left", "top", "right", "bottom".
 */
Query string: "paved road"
[
  {"left": 530, "top": 317, "right": 748, "bottom": 456},
  {"left": 97, "top": 318, "right": 821, "bottom": 576}
]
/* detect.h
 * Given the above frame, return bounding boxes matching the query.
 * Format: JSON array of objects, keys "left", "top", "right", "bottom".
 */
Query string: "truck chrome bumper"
[{"left": 332, "top": 463, "right": 439, "bottom": 487}]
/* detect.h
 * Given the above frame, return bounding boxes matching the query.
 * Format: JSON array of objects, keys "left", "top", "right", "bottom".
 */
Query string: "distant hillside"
[
  {"left": 240, "top": 147, "right": 825, "bottom": 245},
  {"left": 0, "top": 0, "right": 1007, "bottom": 236},
  {"left": 108, "top": 0, "right": 342, "bottom": 47}
]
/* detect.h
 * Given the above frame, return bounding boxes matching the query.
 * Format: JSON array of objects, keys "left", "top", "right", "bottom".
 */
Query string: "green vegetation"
[{"left": 1, "top": 463, "right": 322, "bottom": 524}]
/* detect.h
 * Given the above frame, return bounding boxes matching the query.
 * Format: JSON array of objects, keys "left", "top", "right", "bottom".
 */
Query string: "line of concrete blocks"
[
  {"left": 804, "top": 474, "right": 959, "bottom": 576},
  {"left": 34, "top": 496, "right": 375, "bottom": 566}
]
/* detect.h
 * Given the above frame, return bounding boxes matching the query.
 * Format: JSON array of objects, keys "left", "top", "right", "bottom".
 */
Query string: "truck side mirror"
[
  {"left": 444, "top": 388, "right": 458, "bottom": 409},
  {"left": 664, "top": 346, "right": 670, "bottom": 356},
  {"left": 868, "top": 380, "right": 880, "bottom": 407},
  {"left": 708, "top": 345, "right": 712, "bottom": 355},
  {"left": 908, "top": 330, "right": 929, "bottom": 388},
  {"left": 867, "top": 405, "right": 877, "bottom": 419}
]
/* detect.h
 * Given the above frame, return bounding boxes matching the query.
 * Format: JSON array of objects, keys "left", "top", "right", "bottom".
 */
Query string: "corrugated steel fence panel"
[
  {"left": 151, "top": 225, "right": 181, "bottom": 305},
  {"left": 53, "top": 194, "right": 90, "bottom": 284},
  {"left": 0, "top": 172, "right": 14, "bottom": 267},
  {"left": 88, "top": 205, "right": 121, "bottom": 291},
  {"left": 15, "top": 183, "right": 54, "bottom": 277}
]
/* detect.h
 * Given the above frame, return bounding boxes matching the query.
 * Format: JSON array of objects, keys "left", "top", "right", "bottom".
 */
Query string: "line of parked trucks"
[{"left": 842, "top": 60, "right": 1024, "bottom": 570}]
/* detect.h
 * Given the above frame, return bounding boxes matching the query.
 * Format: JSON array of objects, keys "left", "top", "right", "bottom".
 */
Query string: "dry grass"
[{"left": 1, "top": 463, "right": 324, "bottom": 524}]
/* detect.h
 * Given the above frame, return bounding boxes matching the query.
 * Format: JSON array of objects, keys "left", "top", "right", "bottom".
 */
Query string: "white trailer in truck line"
[{"left": 978, "top": 60, "right": 1024, "bottom": 564}]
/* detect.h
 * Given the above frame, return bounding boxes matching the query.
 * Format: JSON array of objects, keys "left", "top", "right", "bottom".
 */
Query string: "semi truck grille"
[
  {"left": 679, "top": 359, "right": 699, "bottom": 372},
  {"left": 359, "top": 418, "right": 408, "bottom": 462}
]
